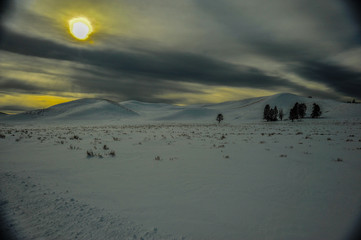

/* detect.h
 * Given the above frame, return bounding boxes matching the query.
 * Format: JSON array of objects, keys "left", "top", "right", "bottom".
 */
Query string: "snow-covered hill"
[
  {"left": 1, "top": 93, "right": 361, "bottom": 124},
  {"left": 197, "top": 93, "right": 361, "bottom": 122},
  {"left": 4, "top": 98, "right": 138, "bottom": 123}
]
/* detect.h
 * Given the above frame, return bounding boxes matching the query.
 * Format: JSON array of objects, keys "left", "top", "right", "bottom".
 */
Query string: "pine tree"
[
  {"left": 278, "top": 109, "right": 284, "bottom": 121},
  {"left": 311, "top": 103, "right": 322, "bottom": 118},
  {"left": 273, "top": 106, "right": 278, "bottom": 121},
  {"left": 269, "top": 108, "right": 275, "bottom": 121},
  {"left": 289, "top": 103, "right": 299, "bottom": 122},
  {"left": 298, "top": 103, "right": 307, "bottom": 118},
  {"left": 263, "top": 105, "right": 270, "bottom": 121}
]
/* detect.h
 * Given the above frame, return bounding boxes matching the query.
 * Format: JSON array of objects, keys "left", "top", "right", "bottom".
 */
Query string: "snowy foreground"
[{"left": 1, "top": 120, "right": 361, "bottom": 240}]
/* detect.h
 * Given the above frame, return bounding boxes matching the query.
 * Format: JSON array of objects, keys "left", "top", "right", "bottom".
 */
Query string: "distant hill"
[
  {"left": 2, "top": 93, "right": 361, "bottom": 124},
  {"left": 5, "top": 99, "right": 138, "bottom": 122}
]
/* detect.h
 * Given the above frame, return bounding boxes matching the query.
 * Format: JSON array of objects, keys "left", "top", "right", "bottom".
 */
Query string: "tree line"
[
  {"left": 264, "top": 102, "right": 321, "bottom": 122},
  {"left": 216, "top": 102, "right": 322, "bottom": 124}
]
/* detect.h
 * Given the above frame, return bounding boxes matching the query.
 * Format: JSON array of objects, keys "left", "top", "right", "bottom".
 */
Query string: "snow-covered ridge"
[
  {"left": 2, "top": 93, "right": 361, "bottom": 123},
  {"left": 4, "top": 98, "right": 138, "bottom": 122}
]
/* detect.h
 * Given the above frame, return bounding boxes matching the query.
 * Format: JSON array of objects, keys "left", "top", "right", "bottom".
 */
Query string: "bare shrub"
[
  {"left": 87, "top": 150, "right": 95, "bottom": 158},
  {"left": 69, "top": 145, "right": 80, "bottom": 150},
  {"left": 70, "top": 135, "right": 81, "bottom": 140},
  {"left": 109, "top": 150, "right": 116, "bottom": 157}
]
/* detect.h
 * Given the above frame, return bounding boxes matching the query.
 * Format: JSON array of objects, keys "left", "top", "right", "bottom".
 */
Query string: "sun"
[{"left": 69, "top": 17, "right": 93, "bottom": 40}]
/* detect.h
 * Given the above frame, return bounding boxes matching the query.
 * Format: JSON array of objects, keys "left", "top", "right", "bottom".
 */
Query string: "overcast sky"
[{"left": 1, "top": 0, "right": 360, "bottom": 113}]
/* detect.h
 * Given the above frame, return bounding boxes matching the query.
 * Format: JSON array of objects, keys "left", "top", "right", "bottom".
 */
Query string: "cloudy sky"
[{"left": 1, "top": 0, "right": 360, "bottom": 113}]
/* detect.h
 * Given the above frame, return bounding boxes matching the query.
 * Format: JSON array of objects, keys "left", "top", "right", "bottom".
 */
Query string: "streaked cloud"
[{"left": 0, "top": 0, "right": 360, "bottom": 113}]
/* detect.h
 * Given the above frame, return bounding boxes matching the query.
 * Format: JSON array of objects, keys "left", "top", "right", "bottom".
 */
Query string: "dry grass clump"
[{"left": 336, "top": 157, "right": 343, "bottom": 162}]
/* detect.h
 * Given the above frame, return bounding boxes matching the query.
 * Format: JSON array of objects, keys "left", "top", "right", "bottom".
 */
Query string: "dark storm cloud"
[
  {"left": 69, "top": 73, "right": 200, "bottom": 104},
  {"left": 2, "top": 0, "right": 361, "bottom": 103},
  {"left": 0, "top": 0, "right": 13, "bottom": 42},
  {"left": 0, "top": 27, "right": 74, "bottom": 61},
  {"left": 0, "top": 0, "right": 13, "bottom": 20},
  {"left": 0, "top": 76, "right": 73, "bottom": 96},
  {"left": 345, "top": 0, "right": 361, "bottom": 35},
  {"left": 0, "top": 105, "right": 34, "bottom": 112},
  {"left": 0, "top": 79, "right": 46, "bottom": 92},
  {"left": 290, "top": 60, "right": 361, "bottom": 98},
  {"left": 190, "top": 0, "right": 361, "bottom": 99},
  {"left": 0, "top": 26, "right": 303, "bottom": 93},
  {"left": 194, "top": 0, "right": 359, "bottom": 59}
]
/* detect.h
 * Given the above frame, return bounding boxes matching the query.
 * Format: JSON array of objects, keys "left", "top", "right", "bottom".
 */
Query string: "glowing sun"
[{"left": 69, "top": 17, "right": 93, "bottom": 40}]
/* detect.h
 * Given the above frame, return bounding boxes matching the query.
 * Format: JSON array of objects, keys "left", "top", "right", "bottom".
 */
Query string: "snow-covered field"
[{"left": 1, "top": 93, "right": 361, "bottom": 240}]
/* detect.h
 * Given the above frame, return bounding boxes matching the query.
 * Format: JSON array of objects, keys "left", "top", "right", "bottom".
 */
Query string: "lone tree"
[
  {"left": 311, "top": 103, "right": 322, "bottom": 118},
  {"left": 216, "top": 113, "right": 224, "bottom": 124},
  {"left": 278, "top": 109, "right": 284, "bottom": 121}
]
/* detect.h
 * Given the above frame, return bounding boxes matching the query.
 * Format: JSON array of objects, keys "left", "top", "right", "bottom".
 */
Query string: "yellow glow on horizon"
[
  {"left": 69, "top": 17, "right": 93, "bottom": 40},
  {"left": 0, "top": 94, "right": 80, "bottom": 114}
]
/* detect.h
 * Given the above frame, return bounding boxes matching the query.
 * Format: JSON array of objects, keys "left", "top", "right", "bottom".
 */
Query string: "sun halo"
[{"left": 69, "top": 17, "right": 93, "bottom": 40}]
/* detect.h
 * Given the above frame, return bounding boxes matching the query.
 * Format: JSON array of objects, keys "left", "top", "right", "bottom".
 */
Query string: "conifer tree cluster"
[
  {"left": 263, "top": 104, "right": 281, "bottom": 121},
  {"left": 263, "top": 102, "right": 322, "bottom": 122},
  {"left": 289, "top": 102, "right": 307, "bottom": 121}
]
